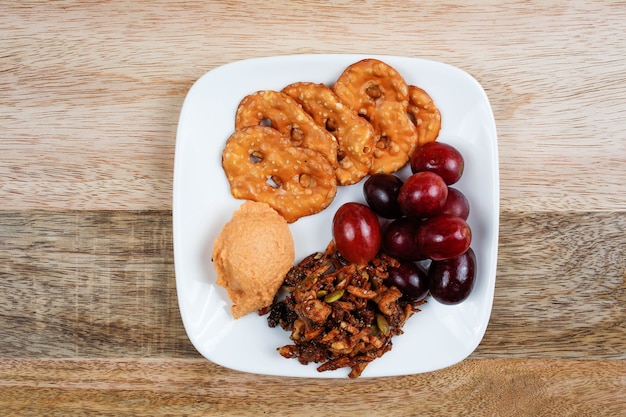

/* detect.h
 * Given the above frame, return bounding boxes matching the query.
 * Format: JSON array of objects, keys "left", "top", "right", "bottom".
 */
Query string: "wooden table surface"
[{"left": 2, "top": 1, "right": 625, "bottom": 415}]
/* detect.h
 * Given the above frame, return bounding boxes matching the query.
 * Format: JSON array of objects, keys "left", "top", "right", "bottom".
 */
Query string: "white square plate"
[{"left": 173, "top": 54, "right": 499, "bottom": 378}]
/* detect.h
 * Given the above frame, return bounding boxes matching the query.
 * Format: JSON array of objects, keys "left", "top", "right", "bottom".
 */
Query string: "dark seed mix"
[{"left": 263, "top": 241, "right": 424, "bottom": 378}]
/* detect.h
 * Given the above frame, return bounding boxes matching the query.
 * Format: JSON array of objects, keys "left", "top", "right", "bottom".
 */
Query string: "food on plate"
[
  {"left": 410, "top": 141, "right": 464, "bottom": 185},
  {"left": 441, "top": 187, "right": 470, "bottom": 220},
  {"left": 212, "top": 201, "right": 295, "bottom": 319},
  {"left": 332, "top": 202, "right": 381, "bottom": 264},
  {"left": 386, "top": 261, "right": 430, "bottom": 303},
  {"left": 235, "top": 90, "right": 339, "bottom": 168},
  {"left": 282, "top": 82, "right": 375, "bottom": 185},
  {"left": 333, "top": 59, "right": 418, "bottom": 174},
  {"left": 428, "top": 248, "right": 476, "bottom": 305},
  {"left": 222, "top": 126, "right": 337, "bottom": 223},
  {"left": 416, "top": 214, "right": 472, "bottom": 261},
  {"left": 213, "top": 59, "right": 480, "bottom": 376},
  {"left": 397, "top": 171, "right": 449, "bottom": 218},
  {"left": 266, "top": 241, "right": 424, "bottom": 378},
  {"left": 381, "top": 217, "right": 425, "bottom": 261},
  {"left": 259, "top": 134, "right": 476, "bottom": 376},
  {"left": 221, "top": 58, "right": 442, "bottom": 224},
  {"left": 362, "top": 173, "right": 404, "bottom": 219},
  {"left": 407, "top": 85, "right": 442, "bottom": 146}
]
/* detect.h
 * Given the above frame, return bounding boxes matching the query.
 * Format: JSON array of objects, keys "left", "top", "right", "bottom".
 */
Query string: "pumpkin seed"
[
  {"left": 376, "top": 314, "right": 390, "bottom": 336},
  {"left": 324, "top": 289, "right": 345, "bottom": 303}
]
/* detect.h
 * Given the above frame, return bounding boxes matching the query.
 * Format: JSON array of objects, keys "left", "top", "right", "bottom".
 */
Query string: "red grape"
[
  {"left": 410, "top": 142, "right": 464, "bottom": 185},
  {"left": 429, "top": 248, "right": 476, "bottom": 304},
  {"left": 441, "top": 187, "right": 470, "bottom": 220},
  {"left": 382, "top": 217, "right": 425, "bottom": 261},
  {"left": 416, "top": 214, "right": 471, "bottom": 260},
  {"left": 397, "top": 171, "right": 448, "bottom": 218},
  {"left": 386, "top": 261, "right": 430, "bottom": 302},
  {"left": 363, "top": 173, "right": 404, "bottom": 219},
  {"left": 332, "top": 202, "right": 381, "bottom": 264}
]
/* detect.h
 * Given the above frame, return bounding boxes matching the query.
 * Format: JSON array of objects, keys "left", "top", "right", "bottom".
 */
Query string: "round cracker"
[
  {"left": 222, "top": 126, "right": 338, "bottom": 223},
  {"left": 333, "top": 59, "right": 418, "bottom": 174}
]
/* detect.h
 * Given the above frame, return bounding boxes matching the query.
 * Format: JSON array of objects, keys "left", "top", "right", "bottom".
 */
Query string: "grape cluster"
[{"left": 332, "top": 142, "right": 476, "bottom": 305}]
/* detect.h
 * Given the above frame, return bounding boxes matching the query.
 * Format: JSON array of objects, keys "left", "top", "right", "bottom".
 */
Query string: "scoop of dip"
[{"left": 212, "top": 201, "right": 295, "bottom": 319}]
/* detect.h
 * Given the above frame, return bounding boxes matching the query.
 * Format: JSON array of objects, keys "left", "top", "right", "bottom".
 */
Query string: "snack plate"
[{"left": 173, "top": 54, "right": 499, "bottom": 378}]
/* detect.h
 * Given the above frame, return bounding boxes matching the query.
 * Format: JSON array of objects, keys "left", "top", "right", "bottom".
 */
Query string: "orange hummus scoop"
[{"left": 212, "top": 201, "right": 295, "bottom": 318}]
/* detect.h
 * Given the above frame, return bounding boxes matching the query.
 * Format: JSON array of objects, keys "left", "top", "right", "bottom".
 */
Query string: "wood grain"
[
  {"left": 1, "top": 211, "right": 624, "bottom": 359},
  {"left": 1, "top": 1, "right": 626, "bottom": 212},
  {"left": 0, "top": 211, "right": 196, "bottom": 358},
  {"left": 0, "top": 358, "right": 624, "bottom": 416},
  {"left": 2, "top": 1, "right": 626, "bottom": 414},
  {"left": 479, "top": 210, "right": 626, "bottom": 359}
]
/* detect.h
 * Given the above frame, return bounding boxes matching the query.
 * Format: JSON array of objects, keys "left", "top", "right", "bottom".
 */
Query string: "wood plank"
[
  {"left": 1, "top": 210, "right": 624, "bottom": 359},
  {"left": 0, "top": 211, "right": 197, "bottom": 358},
  {"left": 477, "top": 210, "right": 626, "bottom": 359},
  {"left": 1, "top": 2, "right": 626, "bottom": 211},
  {"left": 0, "top": 358, "right": 624, "bottom": 416}
]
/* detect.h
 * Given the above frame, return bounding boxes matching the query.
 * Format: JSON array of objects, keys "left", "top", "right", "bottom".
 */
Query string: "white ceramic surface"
[{"left": 173, "top": 54, "right": 499, "bottom": 378}]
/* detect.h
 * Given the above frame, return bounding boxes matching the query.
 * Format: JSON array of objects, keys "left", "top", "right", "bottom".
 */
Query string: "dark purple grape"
[
  {"left": 428, "top": 248, "right": 476, "bottom": 304},
  {"left": 382, "top": 217, "right": 424, "bottom": 261},
  {"left": 386, "top": 261, "right": 430, "bottom": 302},
  {"left": 363, "top": 173, "right": 404, "bottom": 219},
  {"left": 441, "top": 187, "right": 470, "bottom": 220},
  {"left": 410, "top": 142, "right": 464, "bottom": 185}
]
